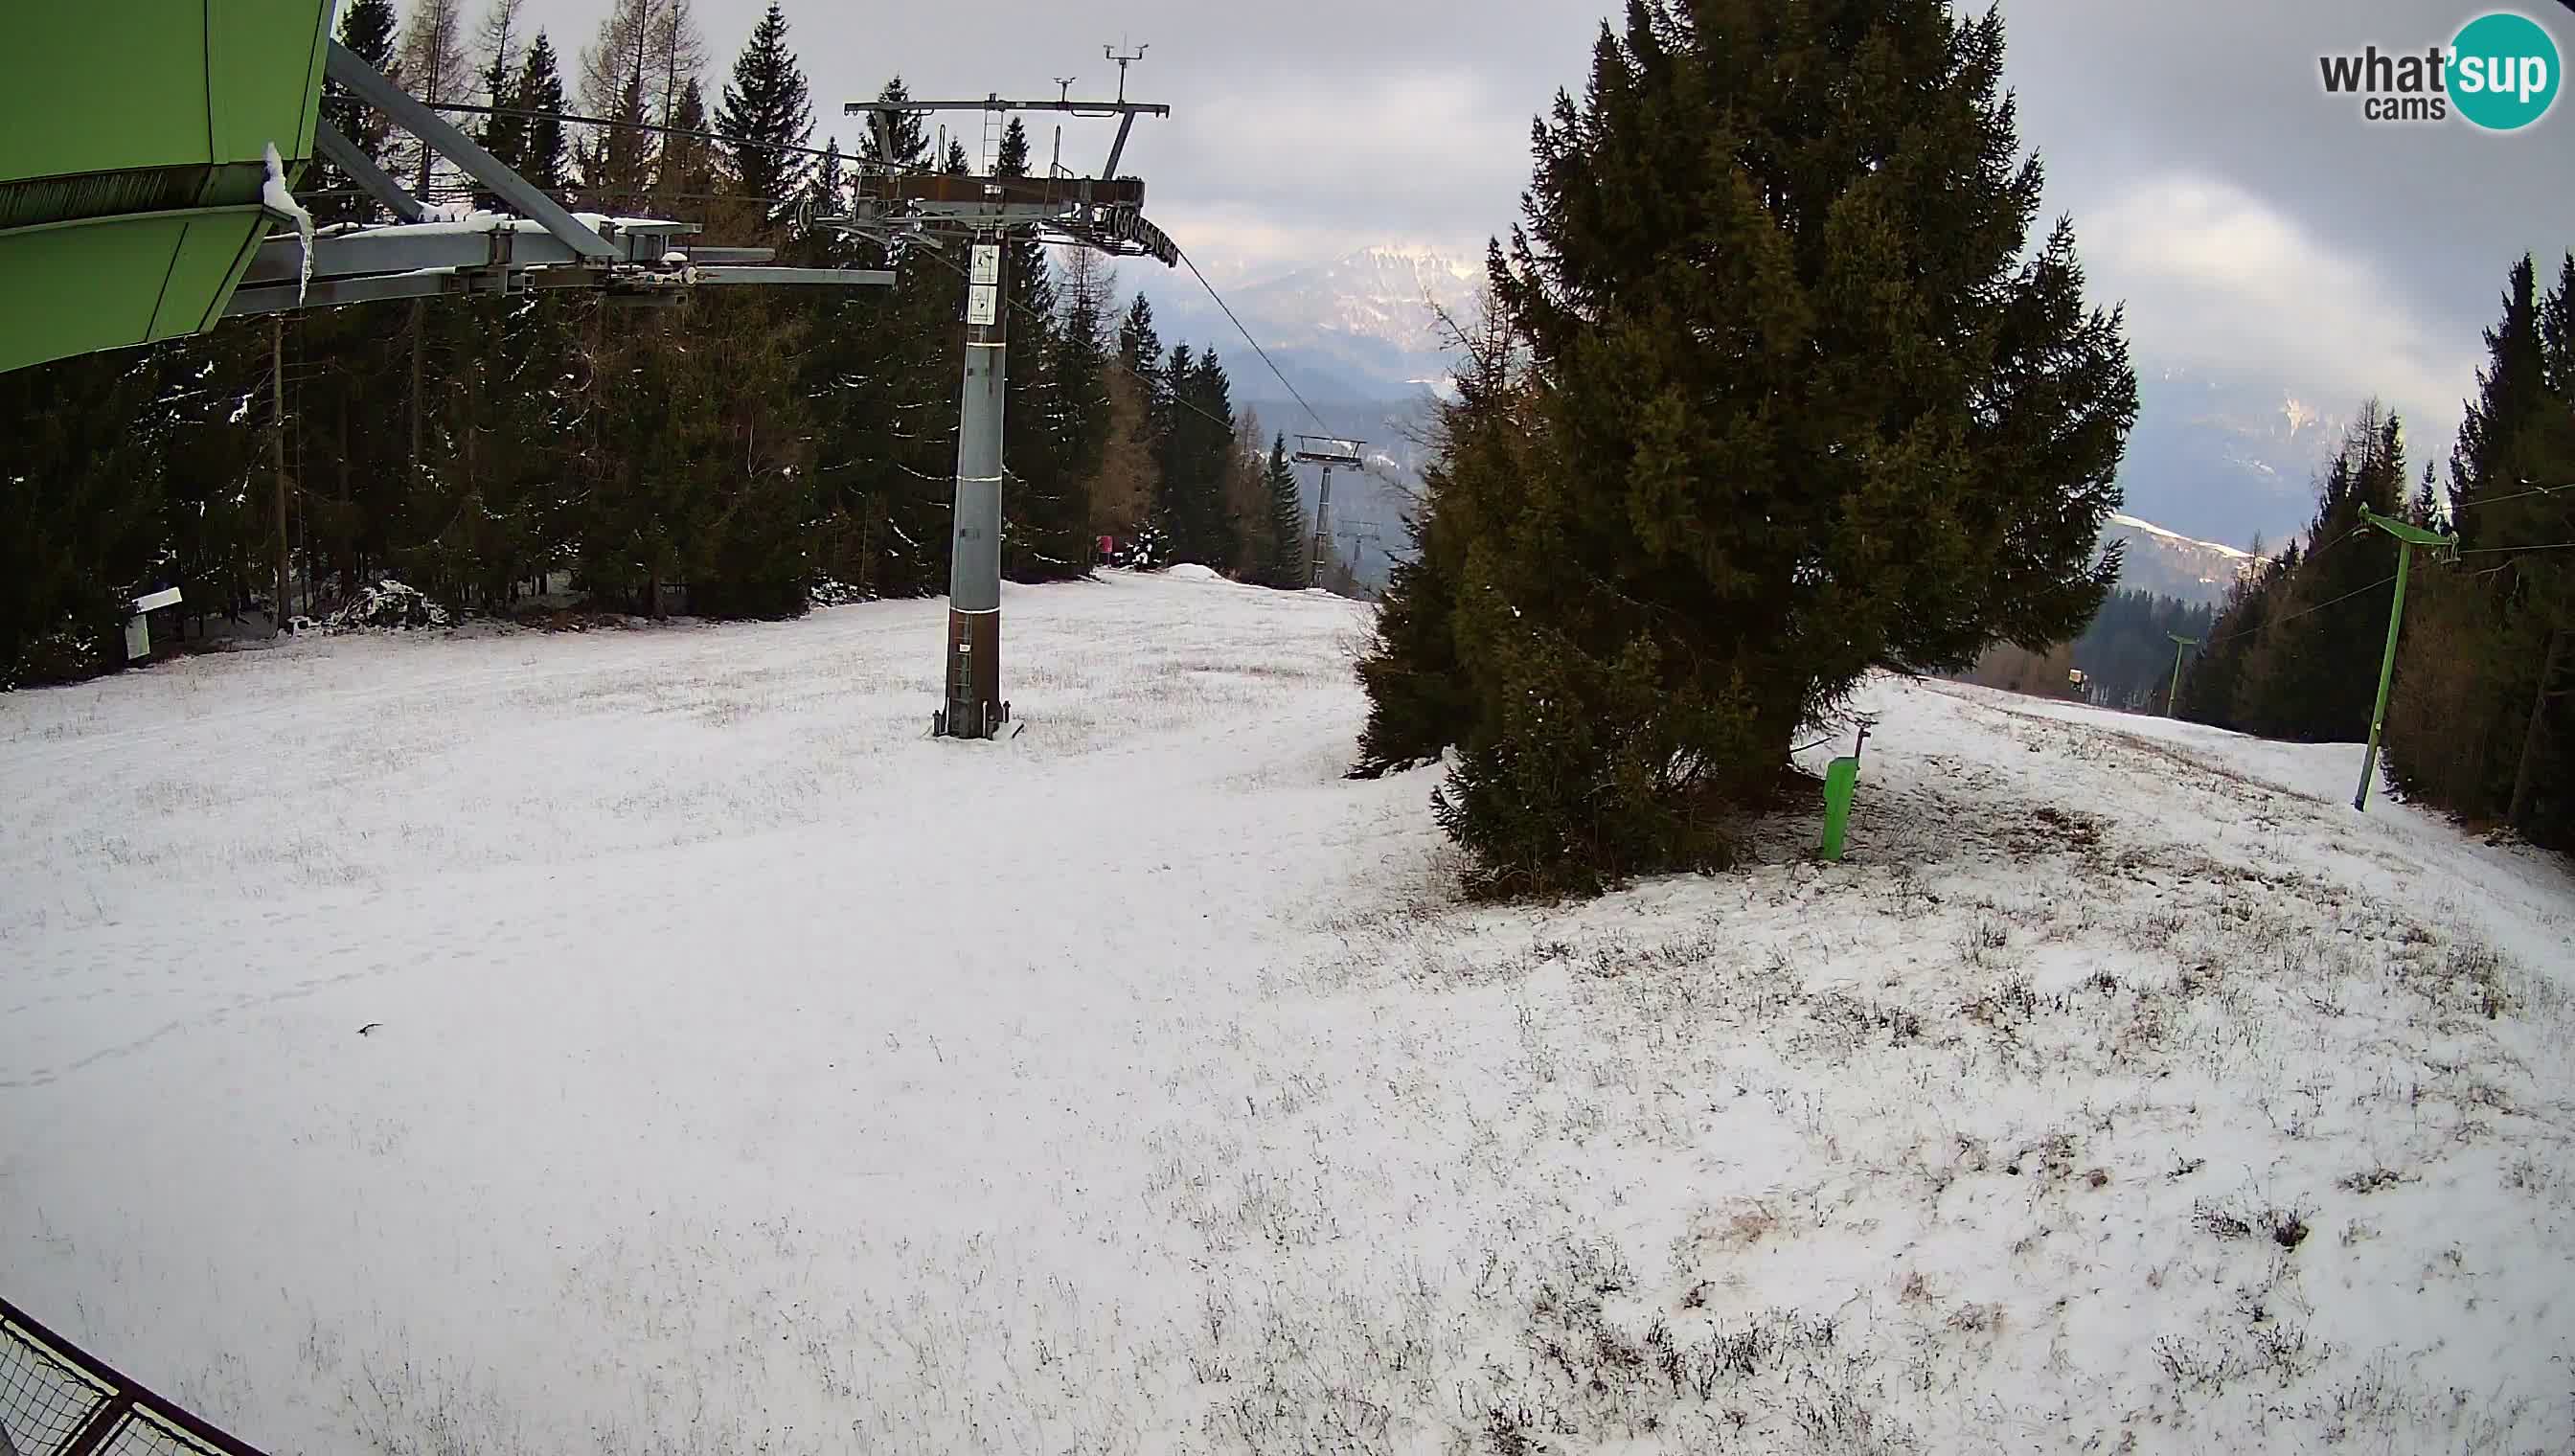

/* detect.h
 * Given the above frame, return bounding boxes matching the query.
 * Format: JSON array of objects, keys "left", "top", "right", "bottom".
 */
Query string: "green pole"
[
  {"left": 2350, "top": 506, "right": 2453, "bottom": 812},
  {"left": 1819, "top": 757, "right": 1859, "bottom": 861},
  {"left": 2167, "top": 633, "right": 2198, "bottom": 717},
  {"left": 2354, "top": 541, "right": 2413, "bottom": 812}
]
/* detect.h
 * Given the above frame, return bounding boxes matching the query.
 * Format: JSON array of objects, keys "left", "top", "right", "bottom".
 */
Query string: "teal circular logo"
[{"left": 2451, "top": 11, "right": 2561, "bottom": 130}]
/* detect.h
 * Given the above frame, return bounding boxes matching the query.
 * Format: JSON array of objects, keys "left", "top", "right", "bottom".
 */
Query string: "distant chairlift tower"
[
  {"left": 828, "top": 55, "right": 1176, "bottom": 740},
  {"left": 1291, "top": 436, "right": 1366, "bottom": 590}
]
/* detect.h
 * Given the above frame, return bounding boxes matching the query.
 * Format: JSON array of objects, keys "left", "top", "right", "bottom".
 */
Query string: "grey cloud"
[{"left": 506, "top": 0, "right": 2572, "bottom": 452}]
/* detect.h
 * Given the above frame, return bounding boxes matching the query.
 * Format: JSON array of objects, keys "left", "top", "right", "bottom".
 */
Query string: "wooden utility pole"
[{"left": 271, "top": 315, "right": 292, "bottom": 631}]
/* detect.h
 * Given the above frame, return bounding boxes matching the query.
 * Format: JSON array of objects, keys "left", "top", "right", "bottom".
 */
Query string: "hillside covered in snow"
[{"left": 3, "top": 574, "right": 2570, "bottom": 1454}]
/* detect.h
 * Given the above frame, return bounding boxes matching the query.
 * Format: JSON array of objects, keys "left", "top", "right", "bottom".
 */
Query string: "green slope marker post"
[
  {"left": 1818, "top": 724, "right": 1870, "bottom": 861},
  {"left": 2353, "top": 506, "right": 2456, "bottom": 812},
  {"left": 2167, "top": 632, "right": 2199, "bottom": 717}
]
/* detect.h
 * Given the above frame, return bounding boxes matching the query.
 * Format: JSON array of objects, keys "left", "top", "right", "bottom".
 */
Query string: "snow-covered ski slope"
[{"left": 3, "top": 570, "right": 2570, "bottom": 1455}]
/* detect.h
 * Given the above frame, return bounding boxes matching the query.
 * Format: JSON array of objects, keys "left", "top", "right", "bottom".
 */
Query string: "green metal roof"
[{"left": 0, "top": 1, "right": 333, "bottom": 375}]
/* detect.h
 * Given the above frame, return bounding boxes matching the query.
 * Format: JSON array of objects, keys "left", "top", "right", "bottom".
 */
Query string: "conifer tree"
[
  {"left": 2410, "top": 461, "right": 2442, "bottom": 529},
  {"left": 715, "top": 0, "right": 813, "bottom": 227},
  {"left": 803, "top": 78, "right": 954, "bottom": 598},
  {"left": 1150, "top": 346, "right": 1242, "bottom": 567},
  {"left": 1116, "top": 294, "right": 1162, "bottom": 378},
  {"left": 983, "top": 120, "right": 1088, "bottom": 581},
  {"left": 2452, "top": 256, "right": 2546, "bottom": 543},
  {"left": 2180, "top": 544, "right": 2294, "bottom": 731},
  {"left": 515, "top": 34, "right": 572, "bottom": 195},
  {"left": 316, "top": 0, "right": 402, "bottom": 225},
  {"left": 2232, "top": 405, "right": 2405, "bottom": 740},
  {"left": 1359, "top": 0, "right": 2137, "bottom": 895},
  {"left": 1258, "top": 434, "right": 1309, "bottom": 587},
  {"left": 0, "top": 351, "right": 172, "bottom": 682},
  {"left": 657, "top": 78, "right": 718, "bottom": 197},
  {"left": 2390, "top": 253, "right": 2575, "bottom": 842},
  {"left": 1047, "top": 251, "right": 1116, "bottom": 558},
  {"left": 1354, "top": 302, "right": 1514, "bottom": 772},
  {"left": 785, "top": 137, "right": 852, "bottom": 267},
  {"left": 470, "top": 0, "right": 529, "bottom": 208}
]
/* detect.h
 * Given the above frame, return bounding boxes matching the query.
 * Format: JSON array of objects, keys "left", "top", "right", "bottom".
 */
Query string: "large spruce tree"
[
  {"left": 515, "top": 34, "right": 572, "bottom": 194},
  {"left": 1361, "top": 0, "right": 2136, "bottom": 896},
  {"left": 715, "top": 0, "right": 813, "bottom": 226}
]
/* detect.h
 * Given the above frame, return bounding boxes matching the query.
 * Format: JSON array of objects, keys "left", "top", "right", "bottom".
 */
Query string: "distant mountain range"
[
  {"left": 2099, "top": 513, "right": 2255, "bottom": 608},
  {"left": 2117, "top": 370, "right": 2340, "bottom": 551},
  {"left": 1139, "top": 243, "right": 1479, "bottom": 405},
  {"left": 1138, "top": 243, "right": 2338, "bottom": 586}
]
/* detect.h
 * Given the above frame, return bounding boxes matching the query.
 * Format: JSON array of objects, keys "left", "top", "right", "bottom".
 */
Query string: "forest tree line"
[
  {"left": 2172, "top": 254, "right": 2575, "bottom": 848},
  {"left": 1, "top": 0, "right": 1320, "bottom": 685},
  {"left": 1953, "top": 591, "right": 2221, "bottom": 710}
]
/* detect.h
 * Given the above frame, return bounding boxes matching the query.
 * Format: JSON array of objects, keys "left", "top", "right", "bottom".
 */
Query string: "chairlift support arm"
[{"left": 326, "top": 39, "right": 614, "bottom": 260}]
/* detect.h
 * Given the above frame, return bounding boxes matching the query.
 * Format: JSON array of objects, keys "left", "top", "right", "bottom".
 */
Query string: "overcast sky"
[{"left": 512, "top": 0, "right": 2574, "bottom": 455}]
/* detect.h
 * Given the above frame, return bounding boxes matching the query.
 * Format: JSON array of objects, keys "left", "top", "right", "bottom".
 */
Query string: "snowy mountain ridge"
[
  {"left": 2101, "top": 512, "right": 2263, "bottom": 607},
  {"left": 2107, "top": 512, "right": 2254, "bottom": 561}
]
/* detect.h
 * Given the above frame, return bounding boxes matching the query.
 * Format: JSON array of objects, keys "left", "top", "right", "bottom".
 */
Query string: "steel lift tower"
[
  {"left": 829, "top": 55, "right": 1176, "bottom": 739},
  {"left": 1291, "top": 436, "right": 1367, "bottom": 589}
]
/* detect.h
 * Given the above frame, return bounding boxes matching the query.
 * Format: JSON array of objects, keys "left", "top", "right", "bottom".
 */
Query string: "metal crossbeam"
[
  {"left": 844, "top": 97, "right": 1170, "bottom": 119},
  {"left": 243, "top": 216, "right": 714, "bottom": 283},
  {"left": 313, "top": 119, "right": 427, "bottom": 223},
  {"left": 326, "top": 40, "right": 614, "bottom": 260},
  {"left": 1292, "top": 435, "right": 1366, "bottom": 468},
  {"left": 693, "top": 265, "right": 895, "bottom": 286},
  {"left": 226, "top": 262, "right": 895, "bottom": 317}
]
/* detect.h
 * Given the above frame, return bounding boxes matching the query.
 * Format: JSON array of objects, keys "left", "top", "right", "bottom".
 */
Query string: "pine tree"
[
  {"left": 804, "top": 78, "right": 954, "bottom": 599},
  {"left": 656, "top": 78, "right": 717, "bottom": 198},
  {"left": 2180, "top": 544, "right": 2294, "bottom": 731},
  {"left": 1361, "top": 1, "right": 2136, "bottom": 895},
  {"left": 1148, "top": 345, "right": 1241, "bottom": 568},
  {"left": 580, "top": 69, "right": 653, "bottom": 210},
  {"left": 0, "top": 351, "right": 174, "bottom": 682},
  {"left": 1049, "top": 249, "right": 1118, "bottom": 559},
  {"left": 2410, "top": 460, "right": 2442, "bottom": 529},
  {"left": 1258, "top": 434, "right": 1309, "bottom": 587},
  {"left": 471, "top": 0, "right": 529, "bottom": 207},
  {"left": 2390, "top": 252, "right": 2575, "bottom": 842},
  {"left": 515, "top": 33, "right": 571, "bottom": 195},
  {"left": 577, "top": 0, "right": 660, "bottom": 212},
  {"left": 2232, "top": 404, "right": 2405, "bottom": 740},
  {"left": 1116, "top": 294, "right": 1162, "bottom": 377},
  {"left": 984, "top": 120, "right": 1087, "bottom": 581},
  {"left": 786, "top": 137, "right": 850, "bottom": 267},
  {"left": 2452, "top": 256, "right": 2547, "bottom": 544},
  {"left": 316, "top": 0, "right": 401, "bottom": 225},
  {"left": 716, "top": 0, "right": 813, "bottom": 227}
]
